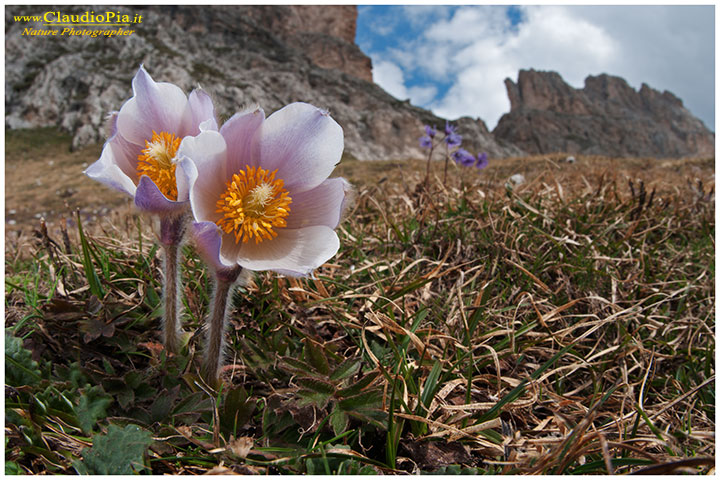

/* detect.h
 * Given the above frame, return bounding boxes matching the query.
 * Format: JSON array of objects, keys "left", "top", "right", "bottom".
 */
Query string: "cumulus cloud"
[
  {"left": 364, "top": 5, "right": 714, "bottom": 130},
  {"left": 372, "top": 60, "right": 438, "bottom": 105}
]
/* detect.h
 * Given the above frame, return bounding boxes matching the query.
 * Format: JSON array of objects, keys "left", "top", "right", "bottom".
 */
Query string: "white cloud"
[
  {"left": 363, "top": 5, "right": 714, "bottom": 130},
  {"left": 372, "top": 60, "right": 408, "bottom": 100},
  {"left": 372, "top": 60, "right": 438, "bottom": 106}
]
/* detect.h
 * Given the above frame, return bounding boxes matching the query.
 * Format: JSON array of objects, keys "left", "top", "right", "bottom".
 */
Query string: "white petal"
[
  {"left": 253, "top": 102, "right": 343, "bottom": 193},
  {"left": 219, "top": 107, "right": 265, "bottom": 176},
  {"left": 192, "top": 221, "right": 237, "bottom": 271},
  {"left": 187, "top": 88, "right": 218, "bottom": 134},
  {"left": 85, "top": 139, "right": 138, "bottom": 197},
  {"left": 286, "top": 178, "right": 350, "bottom": 229},
  {"left": 180, "top": 130, "right": 228, "bottom": 224},
  {"left": 229, "top": 225, "right": 340, "bottom": 276},
  {"left": 116, "top": 66, "right": 189, "bottom": 145}
]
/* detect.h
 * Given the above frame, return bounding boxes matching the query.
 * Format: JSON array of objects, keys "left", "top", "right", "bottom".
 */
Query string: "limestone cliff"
[
  {"left": 494, "top": 69, "right": 714, "bottom": 158},
  {"left": 5, "top": 5, "right": 521, "bottom": 160}
]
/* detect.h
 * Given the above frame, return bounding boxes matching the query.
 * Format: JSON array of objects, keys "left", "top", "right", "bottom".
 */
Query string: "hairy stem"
[
  {"left": 161, "top": 243, "right": 182, "bottom": 353},
  {"left": 202, "top": 266, "right": 243, "bottom": 384},
  {"left": 158, "top": 214, "right": 187, "bottom": 354},
  {"left": 424, "top": 145, "right": 435, "bottom": 186}
]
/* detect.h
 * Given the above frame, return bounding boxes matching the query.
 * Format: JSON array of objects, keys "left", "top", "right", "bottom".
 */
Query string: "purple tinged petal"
[
  {"left": 191, "top": 221, "right": 235, "bottom": 272},
  {"left": 219, "top": 107, "right": 265, "bottom": 176},
  {"left": 84, "top": 155, "right": 137, "bottom": 197},
  {"left": 232, "top": 226, "right": 340, "bottom": 276},
  {"left": 134, "top": 175, "right": 188, "bottom": 214},
  {"left": 85, "top": 118, "right": 141, "bottom": 197},
  {"left": 424, "top": 125, "right": 436, "bottom": 138},
  {"left": 179, "top": 130, "right": 229, "bottom": 225},
  {"left": 253, "top": 102, "right": 343, "bottom": 193},
  {"left": 419, "top": 135, "right": 433, "bottom": 149},
  {"left": 175, "top": 156, "right": 196, "bottom": 204},
  {"left": 187, "top": 88, "right": 218, "bottom": 134},
  {"left": 286, "top": 178, "right": 350, "bottom": 229},
  {"left": 116, "top": 65, "right": 189, "bottom": 145}
]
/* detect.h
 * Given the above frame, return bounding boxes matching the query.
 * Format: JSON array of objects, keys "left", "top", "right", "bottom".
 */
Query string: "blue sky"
[{"left": 356, "top": 5, "right": 715, "bottom": 131}]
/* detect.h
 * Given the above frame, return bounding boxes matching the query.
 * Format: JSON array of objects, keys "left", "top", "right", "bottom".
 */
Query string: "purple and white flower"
[
  {"left": 84, "top": 65, "right": 218, "bottom": 354},
  {"left": 84, "top": 65, "right": 217, "bottom": 217},
  {"left": 184, "top": 102, "right": 349, "bottom": 278},
  {"left": 181, "top": 102, "right": 349, "bottom": 382}
]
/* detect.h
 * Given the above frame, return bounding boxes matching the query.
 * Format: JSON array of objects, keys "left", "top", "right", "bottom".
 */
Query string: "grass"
[{"left": 4, "top": 132, "right": 715, "bottom": 474}]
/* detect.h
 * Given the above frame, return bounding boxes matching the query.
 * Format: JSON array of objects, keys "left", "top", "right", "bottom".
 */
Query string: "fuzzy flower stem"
[
  {"left": 202, "top": 266, "right": 243, "bottom": 384},
  {"left": 161, "top": 243, "right": 181, "bottom": 352},
  {"left": 424, "top": 144, "right": 435, "bottom": 186},
  {"left": 159, "top": 215, "right": 187, "bottom": 353},
  {"left": 443, "top": 141, "right": 449, "bottom": 186}
]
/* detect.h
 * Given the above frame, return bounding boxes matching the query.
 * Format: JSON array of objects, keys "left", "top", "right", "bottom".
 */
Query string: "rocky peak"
[
  {"left": 494, "top": 69, "right": 714, "bottom": 158},
  {"left": 5, "top": 4, "right": 520, "bottom": 160}
]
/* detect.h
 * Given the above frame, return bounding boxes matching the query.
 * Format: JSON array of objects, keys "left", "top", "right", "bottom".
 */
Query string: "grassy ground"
[{"left": 5, "top": 128, "right": 715, "bottom": 474}]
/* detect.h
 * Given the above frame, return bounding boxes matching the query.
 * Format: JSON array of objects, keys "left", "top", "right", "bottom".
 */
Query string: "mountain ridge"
[{"left": 5, "top": 5, "right": 713, "bottom": 160}]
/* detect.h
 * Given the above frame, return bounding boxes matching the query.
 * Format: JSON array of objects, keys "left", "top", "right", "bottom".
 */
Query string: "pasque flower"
[
  {"left": 180, "top": 102, "right": 349, "bottom": 382},
  {"left": 85, "top": 65, "right": 217, "bottom": 217},
  {"left": 84, "top": 65, "right": 218, "bottom": 354}
]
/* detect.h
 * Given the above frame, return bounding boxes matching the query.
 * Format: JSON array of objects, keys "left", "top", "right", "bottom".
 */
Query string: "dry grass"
[{"left": 4, "top": 128, "right": 715, "bottom": 474}]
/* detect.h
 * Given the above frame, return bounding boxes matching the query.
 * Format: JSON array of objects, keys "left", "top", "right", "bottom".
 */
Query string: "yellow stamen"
[
  {"left": 137, "top": 131, "right": 181, "bottom": 200},
  {"left": 216, "top": 166, "right": 292, "bottom": 244}
]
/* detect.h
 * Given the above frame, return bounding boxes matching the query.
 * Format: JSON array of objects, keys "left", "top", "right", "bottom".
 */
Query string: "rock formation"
[
  {"left": 5, "top": 5, "right": 521, "bottom": 160},
  {"left": 5, "top": 8, "right": 711, "bottom": 160},
  {"left": 494, "top": 69, "right": 714, "bottom": 158}
]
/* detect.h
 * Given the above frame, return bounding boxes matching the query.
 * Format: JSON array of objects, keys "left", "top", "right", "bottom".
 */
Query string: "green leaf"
[
  {"left": 304, "top": 339, "right": 330, "bottom": 375},
  {"left": 75, "top": 385, "right": 112, "bottom": 434},
  {"left": 280, "top": 356, "right": 315, "bottom": 376},
  {"left": 77, "top": 424, "right": 152, "bottom": 475},
  {"left": 330, "top": 409, "right": 349, "bottom": 436},
  {"left": 5, "top": 330, "right": 41, "bottom": 387},
  {"left": 76, "top": 214, "right": 105, "bottom": 298},
  {"left": 172, "top": 391, "right": 208, "bottom": 416},
  {"left": 420, "top": 361, "right": 442, "bottom": 410},
  {"left": 220, "top": 386, "right": 255, "bottom": 437},
  {"left": 338, "top": 390, "right": 382, "bottom": 411},
  {"left": 296, "top": 377, "right": 337, "bottom": 395},
  {"left": 149, "top": 386, "right": 179, "bottom": 423},
  {"left": 337, "top": 372, "right": 379, "bottom": 397},
  {"left": 6, "top": 461, "right": 22, "bottom": 475},
  {"left": 297, "top": 389, "right": 332, "bottom": 408},
  {"left": 330, "top": 359, "right": 361, "bottom": 382}
]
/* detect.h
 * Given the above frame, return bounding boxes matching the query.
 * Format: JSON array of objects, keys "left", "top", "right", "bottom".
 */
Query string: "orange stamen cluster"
[
  {"left": 216, "top": 166, "right": 292, "bottom": 244},
  {"left": 137, "top": 131, "right": 181, "bottom": 201}
]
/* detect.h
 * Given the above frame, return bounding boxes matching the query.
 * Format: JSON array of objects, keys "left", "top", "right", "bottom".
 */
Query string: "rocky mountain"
[
  {"left": 5, "top": 5, "right": 522, "bottom": 161},
  {"left": 5, "top": 7, "right": 712, "bottom": 161},
  {"left": 494, "top": 69, "right": 714, "bottom": 158}
]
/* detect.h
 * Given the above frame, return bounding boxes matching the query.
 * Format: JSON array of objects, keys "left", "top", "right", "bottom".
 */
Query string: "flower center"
[
  {"left": 216, "top": 166, "right": 292, "bottom": 244},
  {"left": 137, "top": 131, "right": 181, "bottom": 201}
]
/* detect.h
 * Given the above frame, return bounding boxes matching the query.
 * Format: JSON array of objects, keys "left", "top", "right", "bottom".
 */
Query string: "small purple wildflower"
[
  {"left": 424, "top": 125, "right": 437, "bottom": 138},
  {"left": 444, "top": 122, "right": 462, "bottom": 147},
  {"left": 475, "top": 152, "right": 489, "bottom": 170},
  {"left": 451, "top": 148, "right": 476, "bottom": 167},
  {"left": 445, "top": 132, "right": 462, "bottom": 148},
  {"left": 419, "top": 135, "right": 433, "bottom": 149}
]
